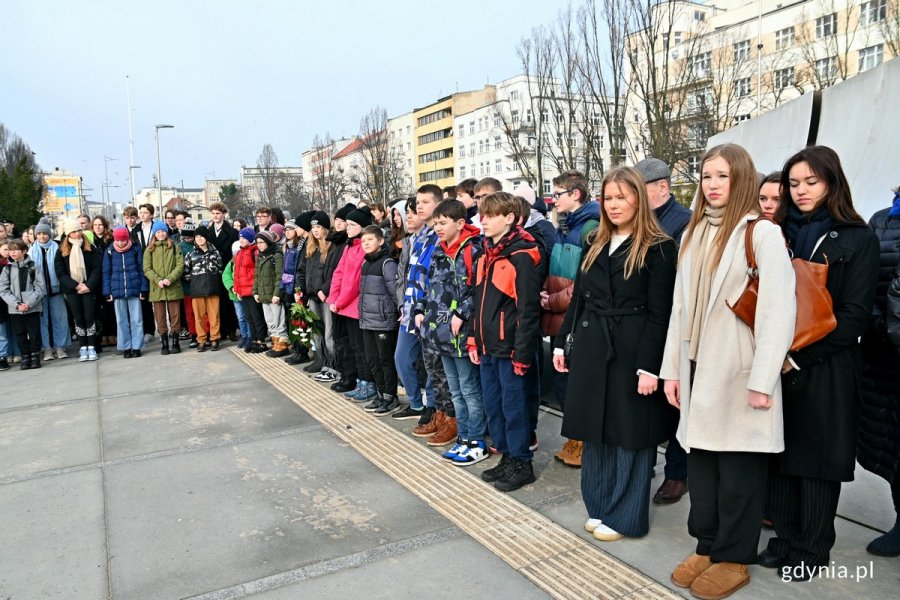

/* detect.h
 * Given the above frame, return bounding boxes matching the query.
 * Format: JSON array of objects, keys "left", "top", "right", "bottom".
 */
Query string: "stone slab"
[
  {"left": 0, "top": 401, "right": 101, "bottom": 480},
  {"left": 250, "top": 535, "right": 551, "bottom": 599},
  {"left": 100, "top": 378, "right": 318, "bottom": 460},
  {"left": 105, "top": 429, "right": 452, "bottom": 600},
  {"left": 0, "top": 358, "right": 99, "bottom": 410},
  {"left": 0, "top": 469, "right": 107, "bottom": 599}
]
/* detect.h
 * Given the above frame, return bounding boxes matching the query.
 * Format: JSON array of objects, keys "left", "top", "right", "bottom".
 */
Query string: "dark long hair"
[{"left": 775, "top": 145, "right": 865, "bottom": 225}]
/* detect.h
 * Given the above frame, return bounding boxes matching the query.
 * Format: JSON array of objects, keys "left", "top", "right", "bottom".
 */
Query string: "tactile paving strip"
[{"left": 234, "top": 348, "right": 680, "bottom": 600}]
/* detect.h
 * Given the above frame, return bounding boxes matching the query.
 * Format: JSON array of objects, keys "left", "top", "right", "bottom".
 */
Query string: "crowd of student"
[{"left": 1, "top": 143, "right": 898, "bottom": 599}]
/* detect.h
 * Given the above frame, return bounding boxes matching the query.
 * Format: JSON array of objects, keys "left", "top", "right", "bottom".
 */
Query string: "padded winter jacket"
[
  {"left": 232, "top": 245, "right": 258, "bottom": 297},
  {"left": 184, "top": 246, "right": 223, "bottom": 297},
  {"left": 358, "top": 247, "right": 399, "bottom": 331},
  {"left": 102, "top": 244, "right": 148, "bottom": 299},
  {"left": 0, "top": 257, "right": 45, "bottom": 315},
  {"left": 328, "top": 237, "right": 365, "bottom": 319},
  {"left": 253, "top": 247, "right": 283, "bottom": 303},
  {"left": 143, "top": 240, "right": 185, "bottom": 302}
]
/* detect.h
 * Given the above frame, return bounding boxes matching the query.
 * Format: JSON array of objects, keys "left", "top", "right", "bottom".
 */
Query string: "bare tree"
[
  {"left": 308, "top": 133, "right": 349, "bottom": 214},
  {"left": 354, "top": 106, "right": 403, "bottom": 204},
  {"left": 255, "top": 143, "right": 281, "bottom": 206},
  {"left": 796, "top": 0, "right": 864, "bottom": 90},
  {"left": 881, "top": 0, "right": 900, "bottom": 56}
]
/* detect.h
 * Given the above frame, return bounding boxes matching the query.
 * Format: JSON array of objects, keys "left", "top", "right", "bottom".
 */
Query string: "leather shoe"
[
  {"left": 653, "top": 478, "right": 688, "bottom": 504},
  {"left": 757, "top": 548, "right": 786, "bottom": 569}
]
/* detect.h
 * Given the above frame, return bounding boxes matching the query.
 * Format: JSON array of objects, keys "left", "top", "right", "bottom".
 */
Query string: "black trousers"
[
  {"left": 766, "top": 469, "right": 842, "bottom": 566},
  {"left": 345, "top": 316, "right": 371, "bottom": 381},
  {"left": 362, "top": 329, "right": 398, "bottom": 395},
  {"left": 240, "top": 296, "right": 267, "bottom": 343},
  {"left": 10, "top": 313, "right": 41, "bottom": 354},
  {"left": 687, "top": 448, "right": 768, "bottom": 564},
  {"left": 141, "top": 297, "right": 154, "bottom": 335},
  {"left": 219, "top": 286, "right": 237, "bottom": 335},
  {"left": 332, "top": 314, "right": 356, "bottom": 381},
  {"left": 65, "top": 293, "right": 97, "bottom": 348}
]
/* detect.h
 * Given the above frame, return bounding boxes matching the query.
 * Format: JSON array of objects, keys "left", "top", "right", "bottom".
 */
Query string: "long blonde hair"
[
  {"left": 679, "top": 144, "right": 760, "bottom": 269},
  {"left": 306, "top": 226, "right": 332, "bottom": 262},
  {"left": 582, "top": 166, "right": 670, "bottom": 278}
]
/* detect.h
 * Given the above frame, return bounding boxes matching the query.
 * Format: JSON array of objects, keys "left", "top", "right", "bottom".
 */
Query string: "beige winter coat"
[{"left": 659, "top": 215, "right": 796, "bottom": 453}]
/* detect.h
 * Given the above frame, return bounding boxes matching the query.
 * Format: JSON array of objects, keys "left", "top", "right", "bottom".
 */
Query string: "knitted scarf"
[
  {"left": 68, "top": 237, "right": 87, "bottom": 284},
  {"left": 685, "top": 206, "right": 725, "bottom": 361},
  {"left": 784, "top": 203, "right": 834, "bottom": 260}
]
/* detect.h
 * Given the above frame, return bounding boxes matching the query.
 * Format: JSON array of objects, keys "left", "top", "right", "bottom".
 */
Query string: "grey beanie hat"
[{"left": 35, "top": 218, "right": 53, "bottom": 236}]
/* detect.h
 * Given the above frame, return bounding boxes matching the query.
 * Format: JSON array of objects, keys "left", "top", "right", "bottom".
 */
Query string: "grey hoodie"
[{"left": 0, "top": 256, "right": 46, "bottom": 315}]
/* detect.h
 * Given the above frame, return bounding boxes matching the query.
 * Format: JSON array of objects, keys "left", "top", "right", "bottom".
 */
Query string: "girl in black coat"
[
  {"left": 55, "top": 220, "right": 103, "bottom": 361},
  {"left": 553, "top": 167, "right": 676, "bottom": 541},
  {"left": 765, "top": 146, "right": 880, "bottom": 578}
]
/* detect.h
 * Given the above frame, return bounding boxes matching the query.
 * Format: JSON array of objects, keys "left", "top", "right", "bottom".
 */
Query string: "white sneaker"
[
  {"left": 584, "top": 518, "right": 602, "bottom": 533},
  {"left": 11, "top": 355, "right": 21, "bottom": 363},
  {"left": 55, "top": 347, "right": 68, "bottom": 359},
  {"left": 86, "top": 346, "right": 98, "bottom": 361},
  {"left": 592, "top": 523, "right": 624, "bottom": 541},
  {"left": 452, "top": 440, "right": 489, "bottom": 466},
  {"left": 79, "top": 347, "right": 89, "bottom": 362},
  {"left": 43, "top": 349, "right": 55, "bottom": 361}
]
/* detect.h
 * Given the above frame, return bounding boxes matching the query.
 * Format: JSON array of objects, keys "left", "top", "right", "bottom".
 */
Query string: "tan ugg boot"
[
  {"left": 671, "top": 553, "right": 712, "bottom": 588},
  {"left": 554, "top": 439, "right": 583, "bottom": 467},
  {"left": 689, "top": 562, "right": 749, "bottom": 600}
]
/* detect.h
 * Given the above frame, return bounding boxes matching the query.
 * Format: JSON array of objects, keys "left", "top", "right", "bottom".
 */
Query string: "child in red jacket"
[{"left": 232, "top": 228, "right": 265, "bottom": 353}]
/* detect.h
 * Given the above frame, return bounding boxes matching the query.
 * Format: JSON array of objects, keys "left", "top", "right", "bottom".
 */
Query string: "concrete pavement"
[{"left": 0, "top": 342, "right": 897, "bottom": 599}]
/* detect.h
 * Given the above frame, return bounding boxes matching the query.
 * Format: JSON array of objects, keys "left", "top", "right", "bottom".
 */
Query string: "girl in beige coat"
[{"left": 659, "top": 144, "right": 795, "bottom": 600}]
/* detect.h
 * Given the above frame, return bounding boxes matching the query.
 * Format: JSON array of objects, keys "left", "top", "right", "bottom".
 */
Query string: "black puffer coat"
[
  {"left": 859, "top": 205, "right": 900, "bottom": 483},
  {"left": 358, "top": 247, "right": 399, "bottom": 331}
]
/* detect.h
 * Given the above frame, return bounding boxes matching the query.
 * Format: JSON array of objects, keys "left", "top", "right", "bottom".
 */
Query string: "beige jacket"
[{"left": 659, "top": 215, "right": 795, "bottom": 453}]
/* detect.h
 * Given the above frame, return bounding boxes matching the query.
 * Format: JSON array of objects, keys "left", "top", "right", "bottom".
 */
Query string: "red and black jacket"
[{"left": 468, "top": 228, "right": 542, "bottom": 363}]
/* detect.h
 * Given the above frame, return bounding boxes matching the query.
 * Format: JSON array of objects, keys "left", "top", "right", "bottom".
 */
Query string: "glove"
[{"left": 513, "top": 361, "right": 530, "bottom": 376}]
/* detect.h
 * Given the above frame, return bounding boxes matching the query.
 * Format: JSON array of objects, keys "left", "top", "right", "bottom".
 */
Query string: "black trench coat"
[
  {"left": 781, "top": 224, "right": 880, "bottom": 482},
  {"left": 555, "top": 237, "right": 677, "bottom": 450}
]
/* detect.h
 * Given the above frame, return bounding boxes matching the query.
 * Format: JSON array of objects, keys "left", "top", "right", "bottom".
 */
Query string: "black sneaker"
[
  {"left": 0, "top": 357, "right": 9, "bottom": 371},
  {"left": 374, "top": 395, "right": 401, "bottom": 416},
  {"left": 302, "top": 360, "right": 323, "bottom": 373},
  {"left": 391, "top": 405, "right": 423, "bottom": 421},
  {"left": 123, "top": 350, "right": 133, "bottom": 359},
  {"left": 331, "top": 378, "right": 356, "bottom": 393},
  {"left": 481, "top": 453, "right": 512, "bottom": 483},
  {"left": 363, "top": 395, "right": 383, "bottom": 412},
  {"left": 494, "top": 458, "right": 536, "bottom": 492},
  {"left": 133, "top": 350, "right": 142, "bottom": 358},
  {"left": 416, "top": 406, "right": 436, "bottom": 427}
]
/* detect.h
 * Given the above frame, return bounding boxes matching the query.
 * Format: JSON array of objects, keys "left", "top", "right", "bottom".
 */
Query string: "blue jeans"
[
  {"left": 0, "top": 321, "right": 8, "bottom": 357},
  {"left": 394, "top": 329, "right": 435, "bottom": 410},
  {"left": 40, "top": 294, "right": 70, "bottom": 349},
  {"left": 233, "top": 300, "right": 250, "bottom": 342},
  {"left": 114, "top": 297, "right": 145, "bottom": 350},
  {"left": 480, "top": 354, "right": 532, "bottom": 461},
  {"left": 442, "top": 355, "right": 485, "bottom": 440}
]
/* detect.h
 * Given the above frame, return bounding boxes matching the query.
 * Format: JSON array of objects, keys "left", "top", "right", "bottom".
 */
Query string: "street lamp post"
[{"left": 155, "top": 124, "right": 174, "bottom": 217}]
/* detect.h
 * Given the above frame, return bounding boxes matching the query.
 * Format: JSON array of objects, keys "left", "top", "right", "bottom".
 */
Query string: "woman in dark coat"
[
  {"left": 553, "top": 166, "right": 676, "bottom": 541},
  {"left": 55, "top": 218, "right": 103, "bottom": 361},
  {"left": 858, "top": 187, "right": 900, "bottom": 556},
  {"left": 764, "top": 146, "right": 880, "bottom": 579}
]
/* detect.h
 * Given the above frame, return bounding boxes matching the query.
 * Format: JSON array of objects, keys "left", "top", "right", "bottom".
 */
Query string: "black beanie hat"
[
  {"left": 297, "top": 210, "right": 315, "bottom": 232},
  {"left": 309, "top": 210, "right": 330, "bottom": 229},
  {"left": 334, "top": 203, "right": 357, "bottom": 222},
  {"left": 346, "top": 206, "right": 373, "bottom": 228}
]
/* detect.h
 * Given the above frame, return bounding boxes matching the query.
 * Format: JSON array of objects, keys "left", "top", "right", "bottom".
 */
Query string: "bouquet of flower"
[{"left": 288, "top": 302, "right": 324, "bottom": 349}]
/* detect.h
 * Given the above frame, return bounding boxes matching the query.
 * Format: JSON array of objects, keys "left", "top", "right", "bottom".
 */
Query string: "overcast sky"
[{"left": 1, "top": 0, "right": 571, "bottom": 207}]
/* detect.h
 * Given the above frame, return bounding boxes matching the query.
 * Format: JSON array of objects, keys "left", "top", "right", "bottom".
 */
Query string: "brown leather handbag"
[{"left": 726, "top": 218, "right": 837, "bottom": 352}]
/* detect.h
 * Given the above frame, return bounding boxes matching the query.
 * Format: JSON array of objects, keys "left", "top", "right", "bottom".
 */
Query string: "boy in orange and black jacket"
[{"left": 467, "top": 191, "right": 542, "bottom": 492}]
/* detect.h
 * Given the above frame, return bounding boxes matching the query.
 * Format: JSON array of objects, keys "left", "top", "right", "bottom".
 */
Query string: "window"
[
  {"left": 688, "top": 86, "right": 712, "bottom": 111},
  {"left": 816, "top": 56, "right": 837, "bottom": 80},
  {"left": 494, "top": 136, "right": 502, "bottom": 150},
  {"left": 478, "top": 140, "right": 484, "bottom": 154},
  {"left": 459, "top": 145, "right": 465, "bottom": 158},
  {"left": 418, "top": 149, "right": 453, "bottom": 164},
  {"left": 569, "top": 134, "right": 578, "bottom": 147},
  {"left": 510, "top": 90, "right": 520, "bottom": 101},
  {"left": 469, "top": 143, "right": 475, "bottom": 156},
  {"left": 493, "top": 114, "right": 501, "bottom": 127},
  {"left": 494, "top": 159, "right": 502, "bottom": 173},
  {"left": 589, "top": 110, "right": 600, "bottom": 125},
  {"left": 733, "top": 39, "right": 751, "bottom": 63},
  {"left": 816, "top": 13, "right": 836, "bottom": 38},
  {"left": 525, "top": 109, "right": 533, "bottom": 124},
  {"left": 735, "top": 77, "right": 751, "bottom": 98},
  {"left": 858, "top": 44, "right": 884, "bottom": 72},
  {"left": 541, "top": 107, "right": 549, "bottom": 122},
  {"left": 688, "top": 51, "right": 712, "bottom": 77},
  {"left": 861, "top": 0, "right": 887, "bottom": 26},
  {"left": 459, "top": 166, "right": 466, "bottom": 178},
  {"left": 556, "top": 110, "right": 565, "bottom": 125},
  {"left": 734, "top": 114, "right": 751, "bottom": 124},
  {"left": 457, "top": 124, "right": 464, "bottom": 137},
  {"left": 417, "top": 129, "right": 450, "bottom": 146},
  {"left": 687, "top": 123, "right": 708, "bottom": 147},
  {"left": 694, "top": 10, "right": 705, "bottom": 21},
  {"left": 406, "top": 142, "right": 411, "bottom": 151},
  {"left": 687, "top": 155, "right": 700, "bottom": 175},
  {"left": 775, "top": 67, "right": 795, "bottom": 90},
  {"left": 595, "top": 134, "right": 604, "bottom": 149},
  {"left": 775, "top": 27, "right": 794, "bottom": 50},
  {"left": 511, "top": 110, "right": 520, "bottom": 125},
  {"left": 527, "top": 135, "right": 535, "bottom": 148},
  {"left": 417, "top": 109, "right": 451, "bottom": 127},
  {"left": 543, "top": 180, "right": 551, "bottom": 195},
  {"left": 469, "top": 121, "right": 475, "bottom": 135}
]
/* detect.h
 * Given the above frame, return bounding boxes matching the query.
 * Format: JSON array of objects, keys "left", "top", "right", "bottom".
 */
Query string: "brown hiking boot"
[
  {"left": 671, "top": 553, "right": 712, "bottom": 588},
  {"left": 412, "top": 410, "right": 444, "bottom": 438},
  {"left": 554, "top": 439, "right": 583, "bottom": 468},
  {"left": 427, "top": 416, "right": 457, "bottom": 446},
  {"left": 689, "top": 562, "right": 749, "bottom": 600}
]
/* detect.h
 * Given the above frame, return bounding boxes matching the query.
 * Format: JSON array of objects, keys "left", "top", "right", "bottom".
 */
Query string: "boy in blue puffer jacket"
[{"left": 102, "top": 226, "right": 149, "bottom": 358}]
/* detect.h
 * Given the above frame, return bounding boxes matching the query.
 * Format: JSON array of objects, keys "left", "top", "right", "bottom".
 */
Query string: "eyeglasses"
[
  {"left": 473, "top": 193, "right": 487, "bottom": 201},
  {"left": 551, "top": 189, "right": 574, "bottom": 200}
]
